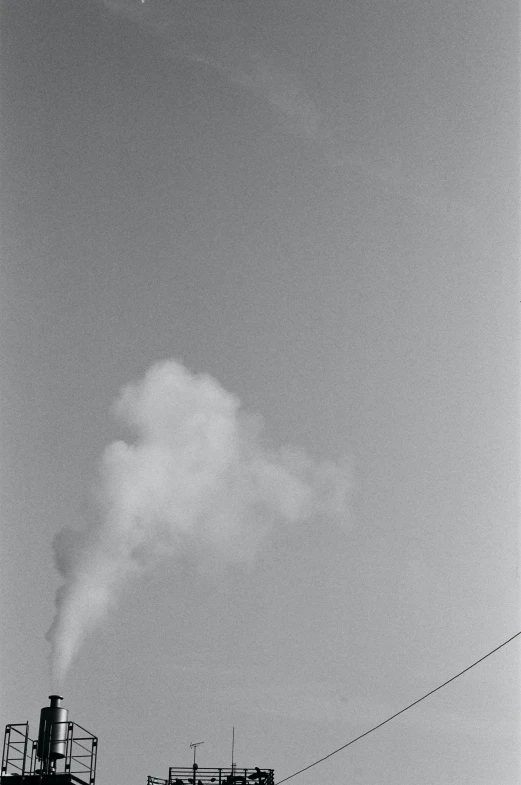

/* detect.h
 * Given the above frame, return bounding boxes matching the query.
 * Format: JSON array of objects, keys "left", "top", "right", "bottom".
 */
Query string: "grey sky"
[{"left": 0, "top": 2, "right": 519, "bottom": 785}]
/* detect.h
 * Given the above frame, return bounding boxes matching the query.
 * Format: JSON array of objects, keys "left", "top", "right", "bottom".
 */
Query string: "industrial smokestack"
[
  {"left": 2, "top": 695, "right": 97, "bottom": 785},
  {"left": 37, "top": 695, "right": 68, "bottom": 763}
]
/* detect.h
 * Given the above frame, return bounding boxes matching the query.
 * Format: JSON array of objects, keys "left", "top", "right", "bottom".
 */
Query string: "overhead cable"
[{"left": 275, "top": 630, "right": 521, "bottom": 785}]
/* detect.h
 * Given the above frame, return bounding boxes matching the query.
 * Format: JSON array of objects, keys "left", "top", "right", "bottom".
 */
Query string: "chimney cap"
[{"left": 48, "top": 695, "right": 64, "bottom": 706}]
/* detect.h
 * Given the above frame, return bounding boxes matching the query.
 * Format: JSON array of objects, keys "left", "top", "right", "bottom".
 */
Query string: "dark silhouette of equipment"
[
  {"left": 1, "top": 696, "right": 97, "bottom": 785},
  {"left": 148, "top": 766, "right": 274, "bottom": 785}
]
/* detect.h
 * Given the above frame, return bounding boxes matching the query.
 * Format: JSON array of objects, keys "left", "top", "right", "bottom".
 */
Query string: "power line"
[{"left": 275, "top": 630, "right": 521, "bottom": 785}]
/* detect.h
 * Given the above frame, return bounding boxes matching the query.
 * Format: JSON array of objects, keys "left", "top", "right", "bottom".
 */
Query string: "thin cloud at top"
[
  {"left": 98, "top": 0, "right": 475, "bottom": 219},
  {"left": 99, "top": 0, "right": 323, "bottom": 141}
]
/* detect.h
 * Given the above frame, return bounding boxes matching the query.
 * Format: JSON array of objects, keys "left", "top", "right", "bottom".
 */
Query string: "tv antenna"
[{"left": 190, "top": 741, "right": 204, "bottom": 770}]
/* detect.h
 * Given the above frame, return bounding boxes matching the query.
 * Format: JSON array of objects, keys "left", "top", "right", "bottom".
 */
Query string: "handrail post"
[
  {"left": 21, "top": 723, "right": 29, "bottom": 780},
  {"left": 2, "top": 725, "right": 11, "bottom": 776}
]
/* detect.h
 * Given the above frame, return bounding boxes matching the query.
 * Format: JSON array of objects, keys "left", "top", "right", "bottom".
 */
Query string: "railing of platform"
[
  {"left": 37, "top": 722, "right": 98, "bottom": 785},
  {"left": 165, "top": 768, "right": 274, "bottom": 785},
  {"left": 2, "top": 723, "right": 33, "bottom": 778},
  {"left": 149, "top": 768, "right": 274, "bottom": 785},
  {"left": 2, "top": 721, "right": 98, "bottom": 785}
]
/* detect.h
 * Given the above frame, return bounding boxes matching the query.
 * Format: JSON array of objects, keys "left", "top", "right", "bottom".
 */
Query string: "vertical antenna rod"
[
  {"left": 231, "top": 728, "right": 235, "bottom": 773},
  {"left": 190, "top": 741, "right": 204, "bottom": 783}
]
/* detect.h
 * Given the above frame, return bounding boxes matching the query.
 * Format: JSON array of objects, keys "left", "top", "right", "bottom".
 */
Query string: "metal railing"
[
  {"left": 148, "top": 768, "right": 274, "bottom": 785},
  {"left": 2, "top": 721, "right": 97, "bottom": 785},
  {"left": 2, "top": 724, "right": 34, "bottom": 778},
  {"left": 37, "top": 722, "right": 98, "bottom": 785}
]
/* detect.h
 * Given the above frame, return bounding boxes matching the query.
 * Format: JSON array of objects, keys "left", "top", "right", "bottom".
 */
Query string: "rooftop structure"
[
  {"left": 148, "top": 765, "right": 274, "bottom": 785},
  {"left": 1, "top": 696, "right": 97, "bottom": 785}
]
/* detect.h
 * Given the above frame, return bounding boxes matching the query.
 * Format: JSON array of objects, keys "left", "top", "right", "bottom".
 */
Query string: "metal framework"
[
  {"left": 148, "top": 768, "right": 274, "bottom": 785},
  {"left": 2, "top": 722, "right": 97, "bottom": 785},
  {"left": 2, "top": 724, "right": 34, "bottom": 779}
]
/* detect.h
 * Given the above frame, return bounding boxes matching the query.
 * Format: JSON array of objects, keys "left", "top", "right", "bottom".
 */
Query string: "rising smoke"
[{"left": 47, "top": 360, "right": 351, "bottom": 687}]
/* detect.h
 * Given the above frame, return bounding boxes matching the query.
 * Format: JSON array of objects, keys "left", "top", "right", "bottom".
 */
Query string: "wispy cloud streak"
[
  {"left": 97, "top": 1, "right": 472, "bottom": 217},
  {"left": 99, "top": 0, "right": 323, "bottom": 141}
]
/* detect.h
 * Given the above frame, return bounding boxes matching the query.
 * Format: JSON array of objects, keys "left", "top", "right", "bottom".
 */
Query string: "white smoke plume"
[{"left": 47, "top": 360, "right": 351, "bottom": 687}]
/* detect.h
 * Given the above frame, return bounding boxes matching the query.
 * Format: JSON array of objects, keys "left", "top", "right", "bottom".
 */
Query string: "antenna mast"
[{"left": 189, "top": 741, "right": 204, "bottom": 784}]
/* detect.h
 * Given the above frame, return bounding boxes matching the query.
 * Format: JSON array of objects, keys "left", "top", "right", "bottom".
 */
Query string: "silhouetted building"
[{"left": 1, "top": 696, "right": 97, "bottom": 785}]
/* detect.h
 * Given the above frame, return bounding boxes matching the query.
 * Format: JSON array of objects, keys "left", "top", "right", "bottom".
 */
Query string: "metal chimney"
[
  {"left": 2, "top": 694, "right": 97, "bottom": 785},
  {"left": 36, "top": 695, "right": 68, "bottom": 762}
]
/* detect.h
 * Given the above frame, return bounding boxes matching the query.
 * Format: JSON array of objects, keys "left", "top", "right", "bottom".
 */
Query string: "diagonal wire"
[{"left": 275, "top": 630, "right": 521, "bottom": 785}]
